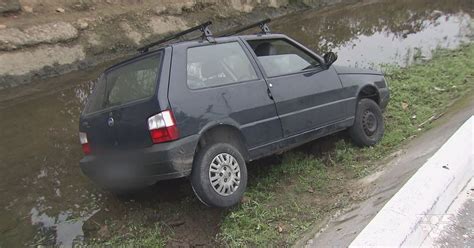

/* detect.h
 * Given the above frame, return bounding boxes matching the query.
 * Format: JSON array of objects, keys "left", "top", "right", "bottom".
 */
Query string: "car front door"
[{"left": 244, "top": 38, "right": 349, "bottom": 137}]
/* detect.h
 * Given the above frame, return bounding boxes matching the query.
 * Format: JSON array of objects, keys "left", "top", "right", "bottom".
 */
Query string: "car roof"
[
  {"left": 102, "top": 49, "right": 165, "bottom": 74},
  {"left": 170, "top": 33, "right": 289, "bottom": 47},
  {"left": 102, "top": 33, "right": 290, "bottom": 73}
]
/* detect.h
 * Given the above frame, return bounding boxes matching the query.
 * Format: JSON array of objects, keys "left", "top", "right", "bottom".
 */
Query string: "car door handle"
[{"left": 267, "top": 88, "right": 274, "bottom": 100}]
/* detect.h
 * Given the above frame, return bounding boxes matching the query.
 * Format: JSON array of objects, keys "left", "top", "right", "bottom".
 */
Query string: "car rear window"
[
  {"left": 83, "top": 53, "right": 162, "bottom": 114},
  {"left": 186, "top": 42, "right": 258, "bottom": 89}
]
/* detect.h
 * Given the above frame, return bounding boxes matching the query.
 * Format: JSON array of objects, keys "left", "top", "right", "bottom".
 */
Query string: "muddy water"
[{"left": 0, "top": 0, "right": 472, "bottom": 246}]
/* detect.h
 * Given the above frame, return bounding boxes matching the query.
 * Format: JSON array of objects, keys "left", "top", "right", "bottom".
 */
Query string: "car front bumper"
[
  {"left": 79, "top": 134, "right": 199, "bottom": 190},
  {"left": 379, "top": 87, "right": 390, "bottom": 111}
]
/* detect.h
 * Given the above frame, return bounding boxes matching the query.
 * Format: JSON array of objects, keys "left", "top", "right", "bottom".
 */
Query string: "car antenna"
[
  {"left": 220, "top": 18, "right": 271, "bottom": 37},
  {"left": 137, "top": 21, "right": 214, "bottom": 53}
]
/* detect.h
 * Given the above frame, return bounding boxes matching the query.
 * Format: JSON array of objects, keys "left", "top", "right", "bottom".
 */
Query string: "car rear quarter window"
[
  {"left": 83, "top": 53, "right": 162, "bottom": 114},
  {"left": 247, "top": 39, "right": 320, "bottom": 77},
  {"left": 186, "top": 42, "right": 258, "bottom": 89}
]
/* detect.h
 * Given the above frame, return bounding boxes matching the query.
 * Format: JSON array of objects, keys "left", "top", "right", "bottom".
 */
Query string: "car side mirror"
[{"left": 323, "top": 52, "right": 337, "bottom": 68}]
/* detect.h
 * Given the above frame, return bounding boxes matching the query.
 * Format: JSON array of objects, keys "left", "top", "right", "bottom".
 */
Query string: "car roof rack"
[
  {"left": 220, "top": 18, "right": 271, "bottom": 37},
  {"left": 137, "top": 21, "right": 214, "bottom": 53}
]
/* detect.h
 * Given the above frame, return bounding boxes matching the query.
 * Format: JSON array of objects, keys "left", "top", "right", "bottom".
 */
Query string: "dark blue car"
[{"left": 79, "top": 20, "right": 389, "bottom": 207}]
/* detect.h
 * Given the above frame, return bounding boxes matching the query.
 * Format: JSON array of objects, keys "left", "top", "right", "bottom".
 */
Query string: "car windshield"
[{"left": 83, "top": 52, "right": 162, "bottom": 114}]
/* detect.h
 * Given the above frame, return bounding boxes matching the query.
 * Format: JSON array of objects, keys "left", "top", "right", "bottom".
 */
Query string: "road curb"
[{"left": 350, "top": 116, "right": 474, "bottom": 247}]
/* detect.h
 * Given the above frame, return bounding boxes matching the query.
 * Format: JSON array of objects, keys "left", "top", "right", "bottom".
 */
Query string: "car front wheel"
[
  {"left": 348, "top": 98, "right": 385, "bottom": 146},
  {"left": 191, "top": 143, "right": 247, "bottom": 208}
]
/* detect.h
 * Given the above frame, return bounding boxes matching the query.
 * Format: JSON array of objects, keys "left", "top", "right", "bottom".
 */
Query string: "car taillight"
[
  {"left": 147, "top": 110, "right": 179, "bottom": 144},
  {"left": 79, "top": 132, "right": 91, "bottom": 155}
]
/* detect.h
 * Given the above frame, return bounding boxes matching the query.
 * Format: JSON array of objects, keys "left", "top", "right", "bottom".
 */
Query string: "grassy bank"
[
  {"left": 219, "top": 44, "right": 474, "bottom": 246},
  {"left": 89, "top": 44, "right": 474, "bottom": 247}
]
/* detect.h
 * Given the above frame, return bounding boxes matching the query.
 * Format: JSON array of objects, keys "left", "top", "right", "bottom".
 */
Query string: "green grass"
[
  {"left": 218, "top": 44, "right": 474, "bottom": 246},
  {"left": 88, "top": 223, "right": 168, "bottom": 247},
  {"left": 219, "top": 152, "right": 329, "bottom": 246}
]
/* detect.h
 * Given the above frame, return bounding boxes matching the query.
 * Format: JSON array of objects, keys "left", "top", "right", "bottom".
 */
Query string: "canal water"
[{"left": 0, "top": 0, "right": 472, "bottom": 246}]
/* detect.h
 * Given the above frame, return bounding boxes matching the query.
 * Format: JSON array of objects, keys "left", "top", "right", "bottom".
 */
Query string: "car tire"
[
  {"left": 191, "top": 142, "right": 247, "bottom": 208},
  {"left": 349, "top": 98, "right": 385, "bottom": 147}
]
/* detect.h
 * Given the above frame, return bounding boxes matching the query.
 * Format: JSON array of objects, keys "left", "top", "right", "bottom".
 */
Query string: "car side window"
[
  {"left": 247, "top": 39, "right": 320, "bottom": 77},
  {"left": 187, "top": 42, "right": 258, "bottom": 89}
]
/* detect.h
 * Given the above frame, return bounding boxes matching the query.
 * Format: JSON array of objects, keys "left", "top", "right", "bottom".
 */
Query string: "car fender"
[
  {"left": 195, "top": 118, "right": 250, "bottom": 160},
  {"left": 197, "top": 118, "right": 242, "bottom": 136},
  {"left": 338, "top": 74, "right": 385, "bottom": 97}
]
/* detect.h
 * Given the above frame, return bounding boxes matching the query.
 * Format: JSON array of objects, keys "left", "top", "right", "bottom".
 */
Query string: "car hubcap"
[
  {"left": 362, "top": 110, "right": 378, "bottom": 136},
  {"left": 209, "top": 153, "right": 240, "bottom": 196}
]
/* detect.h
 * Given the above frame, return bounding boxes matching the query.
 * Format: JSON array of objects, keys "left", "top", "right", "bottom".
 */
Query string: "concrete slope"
[{"left": 350, "top": 116, "right": 473, "bottom": 247}]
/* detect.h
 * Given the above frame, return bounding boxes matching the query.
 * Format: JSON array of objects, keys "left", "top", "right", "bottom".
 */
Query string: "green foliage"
[
  {"left": 88, "top": 223, "right": 168, "bottom": 248},
  {"left": 219, "top": 152, "right": 328, "bottom": 247}
]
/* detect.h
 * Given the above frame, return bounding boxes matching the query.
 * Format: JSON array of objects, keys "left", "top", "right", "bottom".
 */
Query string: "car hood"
[{"left": 333, "top": 65, "right": 383, "bottom": 75}]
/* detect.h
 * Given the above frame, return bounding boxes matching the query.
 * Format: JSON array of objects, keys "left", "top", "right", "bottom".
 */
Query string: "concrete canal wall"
[{"left": 0, "top": 0, "right": 354, "bottom": 89}]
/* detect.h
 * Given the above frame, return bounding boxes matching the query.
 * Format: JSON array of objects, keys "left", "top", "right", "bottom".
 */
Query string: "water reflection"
[
  {"left": 30, "top": 205, "right": 99, "bottom": 247},
  {"left": 0, "top": 0, "right": 472, "bottom": 246},
  {"left": 0, "top": 77, "right": 101, "bottom": 247},
  {"left": 271, "top": 0, "right": 473, "bottom": 68},
  {"left": 333, "top": 13, "right": 472, "bottom": 68}
]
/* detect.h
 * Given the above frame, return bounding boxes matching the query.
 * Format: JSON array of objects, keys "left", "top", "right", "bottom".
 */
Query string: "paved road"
[
  {"left": 421, "top": 179, "right": 474, "bottom": 247},
  {"left": 301, "top": 93, "right": 474, "bottom": 247}
]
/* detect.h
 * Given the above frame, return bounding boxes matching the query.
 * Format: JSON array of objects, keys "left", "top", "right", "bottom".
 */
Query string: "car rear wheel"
[
  {"left": 349, "top": 98, "right": 384, "bottom": 146},
  {"left": 191, "top": 143, "right": 247, "bottom": 207}
]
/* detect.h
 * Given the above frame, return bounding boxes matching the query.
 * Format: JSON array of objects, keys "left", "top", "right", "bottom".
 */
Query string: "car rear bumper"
[{"left": 79, "top": 134, "right": 199, "bottom": 190}]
